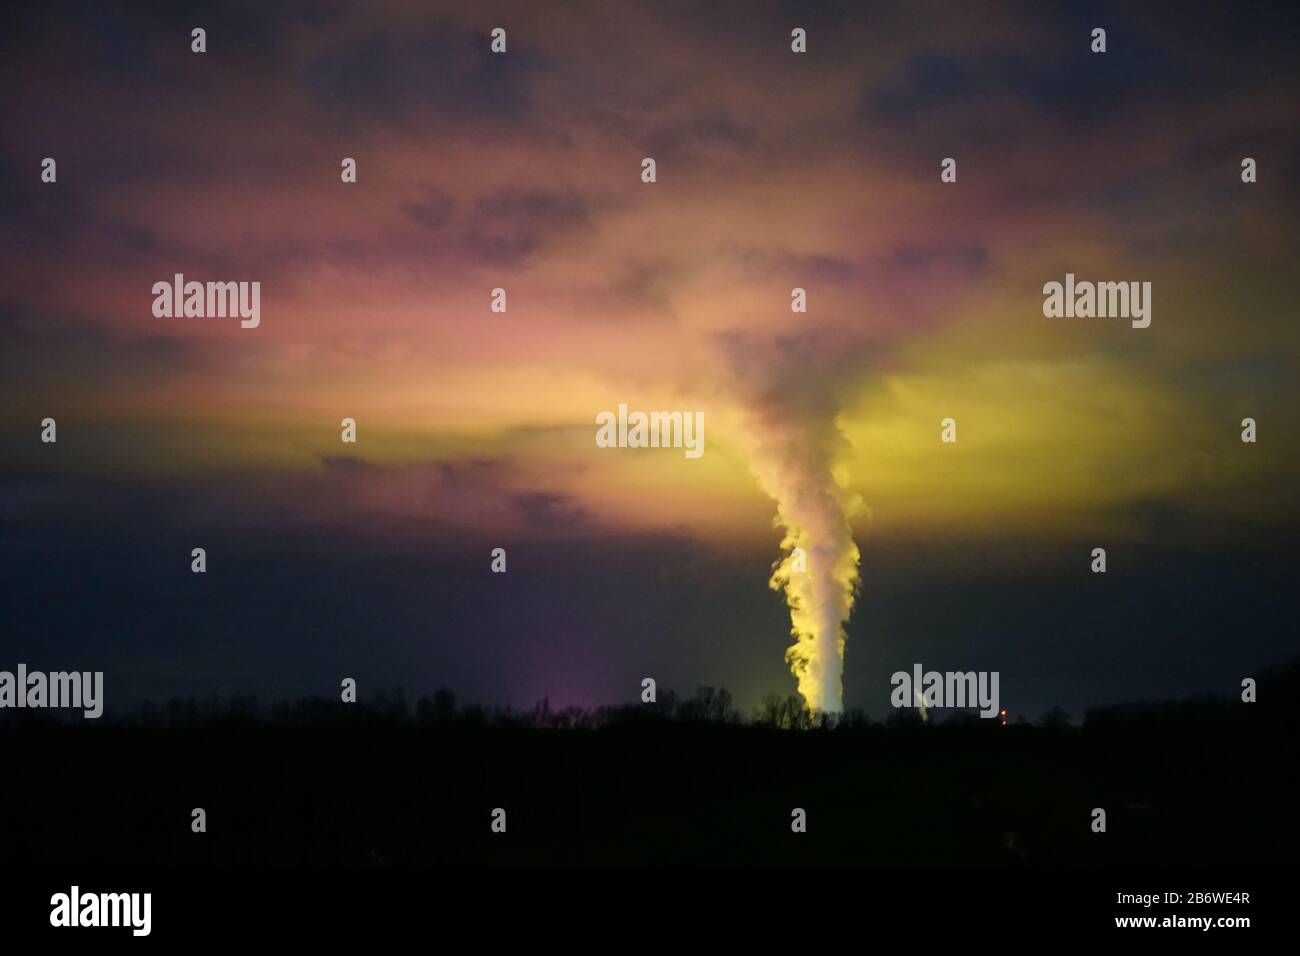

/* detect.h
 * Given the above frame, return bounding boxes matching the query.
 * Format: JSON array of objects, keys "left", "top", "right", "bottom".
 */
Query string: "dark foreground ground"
[{"left": 3, "top": 671, "right": 1297, "bottom": 866}]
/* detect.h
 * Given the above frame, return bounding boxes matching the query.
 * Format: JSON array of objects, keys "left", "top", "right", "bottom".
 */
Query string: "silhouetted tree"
[
  {"left": 757, "top": 693, "right": 810, "bottom": 730},
  {"left": 433, "top": 687, "right": 456, "bottom": 722},
  {"left": 1037, "top": 706, "right": 1071, "bottom": 730}
]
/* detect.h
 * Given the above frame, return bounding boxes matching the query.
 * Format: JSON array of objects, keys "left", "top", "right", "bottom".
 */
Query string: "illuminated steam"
[{"left": 729, "top": 335, "right": 863, "bottom": 713}]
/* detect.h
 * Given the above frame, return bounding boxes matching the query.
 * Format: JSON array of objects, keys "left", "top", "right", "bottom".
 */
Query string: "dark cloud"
[
  {"left": 459, "top": 229, "right": 539, "bottom": 268},
  {"left": 868, "top": 54, "right": 972, "bottom": 127},
  {"left": 606, "top": 259, "right": 682, "bottom": 316},
  {"left": 514, "top": 491, "right": 588, "bottom": 529},
  {"left": 646, "top": 110, "right": 759, "bottom": 160},
  {"left": 864, "top": 30, "right": 1214, "bottom": 131},
  {"left": 402, "top": 188, "right": 456, "bottom": 232},
  {"left": 774, "top": 252, "right": 857, "bottom": 283},
  {"left": 459, "top": 188, "right": 595, "bottom": 267},
  {"left": 475, "top": 188, "right": 591, "bottom": 231},
  {"left": 729, "top": 247, "right": 857, "bottom": 285},
  {"left": 0, "top": 299, "right": 206, "bottom": 401},
  {"left": 318, "top": 454, "right": 373, "bottom": 475},
  {"left": 886, "top": 241, "right": 991, "bottom": 280},
  {"left": 303, "top": 21, "right": 540, "bottom": 131}
]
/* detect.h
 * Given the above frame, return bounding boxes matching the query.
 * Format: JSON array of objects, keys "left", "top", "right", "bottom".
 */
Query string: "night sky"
[{"left": 2, "top": 0, "right": 1297, "bottom": 719}]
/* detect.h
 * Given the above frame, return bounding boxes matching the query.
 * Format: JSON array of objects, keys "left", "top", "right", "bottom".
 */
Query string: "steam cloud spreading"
[{"left": 729, "top": 336, "right": 863, "bottom": 713}]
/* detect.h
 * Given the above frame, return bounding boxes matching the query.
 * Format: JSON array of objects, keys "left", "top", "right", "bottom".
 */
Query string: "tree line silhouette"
[{"left": 2, "top": 657, "right": 1295, "bottom": 865}]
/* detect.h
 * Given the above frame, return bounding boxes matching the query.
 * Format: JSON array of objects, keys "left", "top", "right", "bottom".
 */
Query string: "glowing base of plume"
[{"left": 770, "top": 534, "right": 860, "bottom": 715}]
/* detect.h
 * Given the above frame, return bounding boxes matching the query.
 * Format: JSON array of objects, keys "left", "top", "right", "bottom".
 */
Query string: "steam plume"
[{"left": 729, "top": 335, "right": 863, "bottom": 713}]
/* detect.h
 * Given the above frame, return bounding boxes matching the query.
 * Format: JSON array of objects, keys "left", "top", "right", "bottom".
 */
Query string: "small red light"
[
  {"left": 1000, "top": 719, "right": 1007, "bottom": 726},
  {"left": 999, "top": 709, "right": 1007, "bottom": 717}
]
